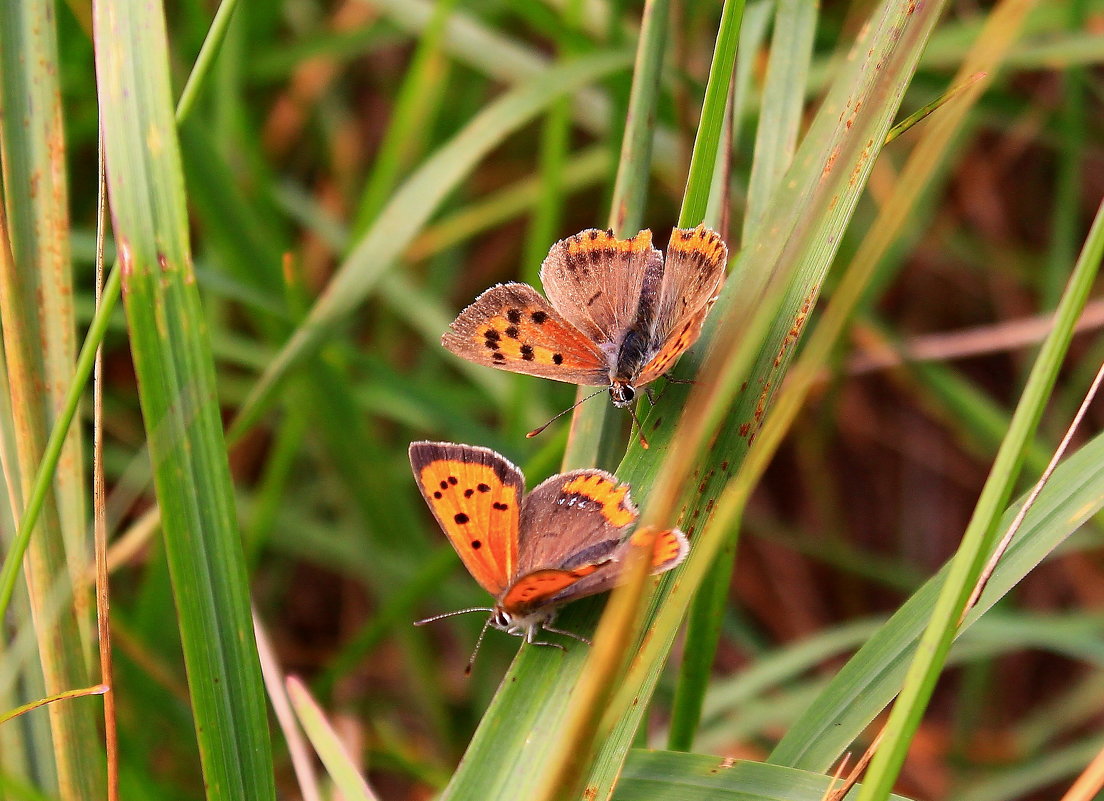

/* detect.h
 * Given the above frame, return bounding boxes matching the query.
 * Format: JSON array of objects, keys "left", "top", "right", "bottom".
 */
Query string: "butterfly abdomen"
[{"left": 612, "top": 327, "right": 651, "bottom": 383}]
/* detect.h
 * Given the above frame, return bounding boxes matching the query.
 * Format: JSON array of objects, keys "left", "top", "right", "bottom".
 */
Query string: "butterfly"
[
  {"left": 442, "top": 224, "right": 728, "bottom": 409},
  {"left": 409, "top": 441, "right": 688, "bottom": 663}
]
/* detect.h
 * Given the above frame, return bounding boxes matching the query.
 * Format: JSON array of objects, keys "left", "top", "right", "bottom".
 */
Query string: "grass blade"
[
  {"left": 93, "top": 2, "right": 276, "bottom": 797},
  {"left": 616, "top": 751, "right": 915, "bottom": 801}
]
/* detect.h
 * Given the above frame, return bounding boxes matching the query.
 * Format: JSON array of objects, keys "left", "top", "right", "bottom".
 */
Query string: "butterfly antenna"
[
  {"left": 526, "top": 387, "right": 608, "bottom": 439},
  {"left": 413, "top": 607, "right": 494, "bottom": 626},
  {"left": 627, "top": 402, "right": 650, "bottom": 449},
  {"left": 465, "top": 615, "right": 495, "bottom": 676}
]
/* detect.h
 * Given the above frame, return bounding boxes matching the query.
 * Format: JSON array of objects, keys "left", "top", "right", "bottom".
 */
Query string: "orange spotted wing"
[
  {"left": 408, "top": 442, "right": 524, "bottom": 596},
  {"left": 440, "top": 283, "right": 608, "bottom": 385},
  {"left": 410, "top": 443, "right": 688, "bottom": 622}
]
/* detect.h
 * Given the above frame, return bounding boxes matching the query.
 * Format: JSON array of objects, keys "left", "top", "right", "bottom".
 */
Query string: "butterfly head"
[{"left": 608, "top": 381, "right": 636, "bottom": 408}]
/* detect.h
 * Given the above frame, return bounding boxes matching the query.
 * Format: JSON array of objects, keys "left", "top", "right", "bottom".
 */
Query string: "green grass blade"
[
  {"left": 615, "top": 751, "right": 915, "bottom": 801},
  {"left": 175, "top": 0, "right": 244, "bottom": 124},
  {"left": 230, "top": 50, "right": 632, "bottom": 440},
  {"left": 741, "top": 0, "right": 817, "bottom": 241},
  {"left": 93, "top": 2, "right": 275, "bottom": 797},
  {"left": 677, "top": 0, "right": 745, "bottom": 228}
]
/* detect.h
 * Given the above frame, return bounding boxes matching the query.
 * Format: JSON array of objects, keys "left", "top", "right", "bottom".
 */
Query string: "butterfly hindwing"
[
  {"left": 442, "top": 283, "right": 608, "bottom": 385},
  {"left": 626, "top": 526, "right": 690, "bottom": 574},
  {"left": 540, "top": 228, "right": 663, "bottom": 347},
  {"left": 501, "top": 526, "right": 690, "bottom": 616},
  {"left": 636, "top": 225, "right": 728, "bottom": 385},
  {"left": 409, "top": 442, "right": 524, "bottom": 596},
  {"left": 515, "top": 468, "right": 638, "bottom": 576}
]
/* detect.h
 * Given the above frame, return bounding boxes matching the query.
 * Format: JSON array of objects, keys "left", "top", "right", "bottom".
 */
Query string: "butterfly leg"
[
  {"left": 525, "top": 625, "right": 567, "bottom": 651},
  {"left": 650, "top": 374, "right": 696, "bottom": 405},
  {"left": 540, "top": 622, "right": 592, "bottom": 647}
]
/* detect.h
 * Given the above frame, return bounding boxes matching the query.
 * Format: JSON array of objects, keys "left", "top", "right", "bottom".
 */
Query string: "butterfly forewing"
[
  {"left": 540, "top": 229, "right": 663, "bottom": 349},
  {"left": 409, "top": 442, "right": 524, "bottom": 596},
  {"left": 636, "top": 225, "right": 728, "bottom": 385},
  {"left": 442, "top": 282, "right": 608, "bottom": 385}
]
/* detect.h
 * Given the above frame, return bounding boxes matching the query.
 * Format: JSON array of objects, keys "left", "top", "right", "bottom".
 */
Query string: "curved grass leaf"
[
  {"left": 769, "top": 428, "right": 1104, "bottom": 770},
  {"left": 615, "top": 751, "right": 914, "bottom": 801}
]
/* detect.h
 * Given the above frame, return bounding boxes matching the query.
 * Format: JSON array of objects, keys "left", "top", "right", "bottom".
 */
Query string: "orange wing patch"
[
  {"left": 630, "top": 527, "right": 689, "bottom": 574},
  {"left": 416, "top": 458, "right": 520, "bottom": 596},
  {"left": 477, "top": 314, "right": 589, "bottom": 369},
  {"left": 561, "top": 473, "right": 635, "bottom": 527},
  {"left": 564, "top": 227, "right": 653, "bottom": 258},
  {"left": 442, "top": 283, "right": 608, "bottom": 384},
  {"left": 636, "top": 317, "right": 699, "bottom": 386},
  {"left": 667, "top": 223, "right": 727, "bottom": 265},
  {"left": 500, "top": 564, "right": 604, "bottom": 614}
]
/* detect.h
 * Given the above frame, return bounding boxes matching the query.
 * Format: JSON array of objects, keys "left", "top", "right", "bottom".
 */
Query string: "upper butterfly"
[{"left": 442, "top": 225, "right": 728, "bottom": 407}]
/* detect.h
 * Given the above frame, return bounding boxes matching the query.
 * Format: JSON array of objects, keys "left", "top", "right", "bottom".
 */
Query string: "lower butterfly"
[{"left": 409, "top": 441, "right": 689, "bottom": 670}]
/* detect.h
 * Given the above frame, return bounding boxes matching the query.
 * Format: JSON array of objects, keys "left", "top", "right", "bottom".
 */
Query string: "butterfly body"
[
  {"left": 442, "top": 225, "right": 728, "bottom": 409},
  {"left": 409, "top": 442, "right": 688, "bottom": 648}
]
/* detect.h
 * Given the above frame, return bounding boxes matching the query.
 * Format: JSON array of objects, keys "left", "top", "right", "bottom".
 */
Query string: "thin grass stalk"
[
  {"left": 0, "top": 0, "right": 99, "bottom": 795},
  {"left": 677, "top": 0, "right": 745, "bottom": 227},
  {"left": 93, "top": 138, "right": 119, "bottom": 799},
  {"left": 93, "top": 0, "right": 276, "bottom": 796},
  {"left": 562, "top": 0, "right": 671, "bottom": 472},
  {"left": 175, "top": 0, "right": 244, "bottom": 124},
  {"left": 855, "top": 160, "right": 1102, "bottom": 801}
]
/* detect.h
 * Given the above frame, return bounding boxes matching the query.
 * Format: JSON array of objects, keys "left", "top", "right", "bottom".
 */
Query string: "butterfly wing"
[
  {"left": 502, "top": 527, "right": 689, "bottom": 614},
  {"left": 515, "top": 468, "right": 638, "bottom": 575},
  {"left": 409, "top": 442, "right": 524, "bottom": 597},
  {"left": 442, "top": 283, "right": 608, "bottom": 385},
  {"left": 636, "top": 225, "right": 728, "bottom": 385},
  {"left": 539, "top": 228, "right": 663, "bottom": 348},
  {"left": 495, "top": 469, "right": 634, "bottom": 615}
]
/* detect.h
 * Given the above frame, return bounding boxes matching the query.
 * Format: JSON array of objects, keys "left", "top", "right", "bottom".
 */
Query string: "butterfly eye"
[
  {"left": 610, "top": 384, "right": 635, "bottom": 405},
  {"left": 492, "top": 610, "right": 511, "bottom": 629}
]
